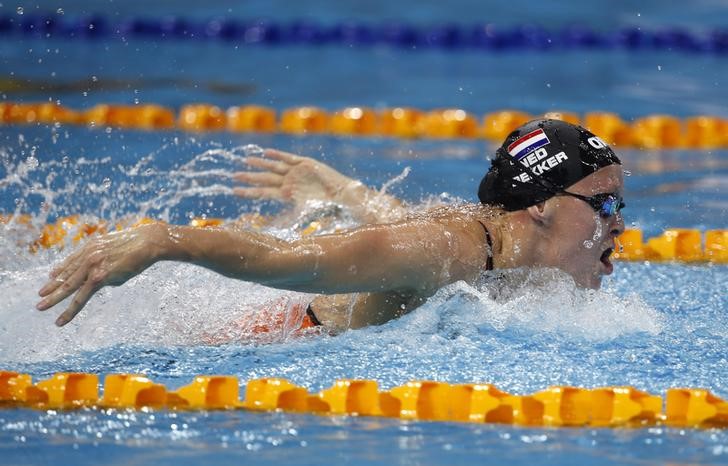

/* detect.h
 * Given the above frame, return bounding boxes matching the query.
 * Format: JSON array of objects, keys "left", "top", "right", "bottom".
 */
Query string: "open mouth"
[{"left": 600, "top": 247, "right": 614, "bottom": 274}]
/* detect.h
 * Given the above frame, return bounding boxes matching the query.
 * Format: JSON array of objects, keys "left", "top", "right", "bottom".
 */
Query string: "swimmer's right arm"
[
  {"left": 37, "top": 218, "right": 462, "bottom": 326},
  {"left": 234, "top": 149, "right": 406, "bottom": 223}
]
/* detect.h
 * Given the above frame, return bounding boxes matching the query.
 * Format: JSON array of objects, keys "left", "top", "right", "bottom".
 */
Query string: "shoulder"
[{"left": 405, "top": 203, "right": 498, "bottom": 280}]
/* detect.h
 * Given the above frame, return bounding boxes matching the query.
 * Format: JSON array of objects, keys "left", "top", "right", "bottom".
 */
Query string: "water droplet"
[
  {"left": 657, "top": 65, "right": 662, "bottom": 71},
  {"left": 91, "top": 75, "right": 98, "bottom": 82},
  {"left": 16, "top": 6, "right": 23, "bottom": 15},
  {"left": 56, "top": 8, "right": 64, "bottom": 15},
  {"left": 623, "top": 169, "right": 632, "bottom": 176},
  {"left": 62, "top": 156, "right": 69, "bottom": 164},
  {"left": 583, "top": 240, "right": 594, "bottom": 249},
  {"left": 25, "top": 156, "right": 39, "bottom": 170},
  {"left": 105, "top": 127, "right": 112, "bottom": 134},
  {"left": 102, "top": 178, "right": 112, "bottom": 190},
  {"left": 546, "top": 83, "right": 551, "bottom": 88}
]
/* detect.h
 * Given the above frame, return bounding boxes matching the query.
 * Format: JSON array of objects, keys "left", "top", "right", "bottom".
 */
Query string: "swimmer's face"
[{"left": 541, "top": 165, "right": 625, "bottom": 289}]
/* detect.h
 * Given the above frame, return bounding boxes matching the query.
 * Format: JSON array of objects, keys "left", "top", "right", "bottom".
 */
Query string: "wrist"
[
  {"left": 143, "top": 222, "right": 176, "bottom": 261},
  {"left": 335, "top": 180, "right": 366, "bottom": 205}
]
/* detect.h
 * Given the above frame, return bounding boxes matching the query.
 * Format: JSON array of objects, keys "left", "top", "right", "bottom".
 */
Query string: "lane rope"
[
  {"left": 3, "top": 101, "right": 728, "bottom": 149},
  {"left": 2, "top": 13, "right": 728, "bottom": 55},
  {"left": 0, "top": 371, "right": 726, "bottom": 428}
]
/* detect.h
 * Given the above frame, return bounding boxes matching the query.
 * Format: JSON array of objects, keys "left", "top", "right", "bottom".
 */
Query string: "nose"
[{"left": 609, "top": 210, "right": 625, "bottom": 237}]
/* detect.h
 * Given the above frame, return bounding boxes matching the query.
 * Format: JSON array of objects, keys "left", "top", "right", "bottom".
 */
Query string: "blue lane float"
[{"left": 2, "top": 13, "right": 728, "bottom": 54}]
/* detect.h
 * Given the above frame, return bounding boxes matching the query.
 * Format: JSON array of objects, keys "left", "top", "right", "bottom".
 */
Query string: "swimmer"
[{"left": 36, "top": 119, "right": 625, "bottom": 334}]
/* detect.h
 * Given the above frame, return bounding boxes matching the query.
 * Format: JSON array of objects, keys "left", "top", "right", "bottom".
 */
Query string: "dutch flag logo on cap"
[{"left": 507, "top": 128, "right": 551, "bottom": 161}]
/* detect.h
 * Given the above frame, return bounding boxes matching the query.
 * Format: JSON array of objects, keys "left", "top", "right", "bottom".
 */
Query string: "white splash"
[{"left": 396, "top": 269, "right": 664, "bottom": 342}]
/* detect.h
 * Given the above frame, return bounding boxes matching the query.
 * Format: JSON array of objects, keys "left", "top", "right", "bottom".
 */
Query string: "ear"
[{"left": 526, "top": 201, "right": 549, "bottom": 226}]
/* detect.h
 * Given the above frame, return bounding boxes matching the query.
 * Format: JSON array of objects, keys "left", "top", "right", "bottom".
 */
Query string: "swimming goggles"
[{"left": 558, "top": 191, "right": 625, "bottom": 218}]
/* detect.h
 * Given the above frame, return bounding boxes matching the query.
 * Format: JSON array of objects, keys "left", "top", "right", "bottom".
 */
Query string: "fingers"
[
  {"left": 40, "top": 249, "right": 88, "bottom": 297},
  {"left": 55, "top": 279, "right": 99, "bottom": 326},
  {"left": 233, "top": 187, "right": 282, "bottom": 200},
  {"left": 48, "top": 246, "right": 86, "bottom": 279},
  {"left": 233, "top": 171, "right": 283, "bottom": 187},
  {"left": 38, "top": 262, "right": 81, "bottom": 298},
  {"left": 243, "top": 156, "right": 290, "bottom": 175},
  {"left": 37, "top": 261, "right": 89, "bottom": 311},
  {"left": 263, "top": 148, "right": 303, "bottom": 164}
]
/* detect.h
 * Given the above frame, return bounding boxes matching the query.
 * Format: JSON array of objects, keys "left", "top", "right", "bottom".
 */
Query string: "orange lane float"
[
  {"left": 614, "top": 228, "right": 727, "bottom": 263},
  {"left": 482, "top": 110, "right": 536, "bottom": 142},
  {"left": 279, "top": 106, "right": 329, "bottom": 134},
  {"left": 582, "top": 112, "right": 634, "bottom": 147},
  {"left": 379, "top": 107, "right": 425, "bottom": 138},
  {"left": 178, "top": 104, "right": 227, "bottom": 132},
  {"left": 1, "top": 371, "right": 727, "bottom": 429},
  {"left": 666, "top": 388, "right": 728, "bottom": 427},
  {"left": 631, "top": 115, "right": 683, "bottom": 149},
  {"left": 683, "top": 116, "right": 727, "bottom": 149},
  {"left": 329, "top": 107, "right": 378, "bottom": 136},
  {"left": 227, "top": 105, "right": 277, "bottom": 133},
  {"left": 84, "top": 104, "right": 175, "bottom": 129},
  {"left": 101, "top": 374, "right": 168, "bottom": 409},
  {"left": 421, "top": 108, "right": 479, "bottom": 139},
  {"left": 4, "top": 100, "right": 728, "bottom": 147}
]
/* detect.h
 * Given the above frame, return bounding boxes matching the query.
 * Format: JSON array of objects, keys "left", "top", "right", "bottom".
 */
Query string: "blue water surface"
[{"left": 1, "top": 1, "right": 728, "bottom": 465}]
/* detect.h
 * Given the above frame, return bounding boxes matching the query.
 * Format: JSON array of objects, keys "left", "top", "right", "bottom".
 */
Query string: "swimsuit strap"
[
  {"left": 477, "top": 221, "right": 494, "bottom": 271},
  {"left": 305, "top": 304, "right": 323, "bottom": 326}
]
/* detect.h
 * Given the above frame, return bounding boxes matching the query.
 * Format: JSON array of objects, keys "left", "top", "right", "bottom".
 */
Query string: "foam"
[{"left": 0, "top": 253, "right": 663, "bottom": 365}]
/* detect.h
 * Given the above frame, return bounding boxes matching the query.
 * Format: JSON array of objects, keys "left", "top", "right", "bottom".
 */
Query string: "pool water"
[{"left": 1, "top": 1, "right": 728, "bottom": 465}]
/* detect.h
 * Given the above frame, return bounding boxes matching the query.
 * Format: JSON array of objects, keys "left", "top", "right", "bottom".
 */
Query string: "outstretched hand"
[
  {"left": 233, "top": 148, "right": 357, "bottom": 207},
  {"left": 36, "top": 224, "right": 163, "bottom": 326}
]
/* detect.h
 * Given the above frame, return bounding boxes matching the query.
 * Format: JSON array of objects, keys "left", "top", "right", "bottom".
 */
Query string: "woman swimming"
[{"left": 36, "top": 119, "right": 625, "bottom": 332}]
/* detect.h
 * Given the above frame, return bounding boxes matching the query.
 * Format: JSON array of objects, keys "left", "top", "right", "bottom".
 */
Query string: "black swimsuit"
[
  {"left": 478, "top": 220, "right": 495, "bottom": 272},
  {"left": 306, "top": 220, "right": 495, "bottom": 326},
  {"left": 305, "top": 303, "right": 323, "bottom": 326}
]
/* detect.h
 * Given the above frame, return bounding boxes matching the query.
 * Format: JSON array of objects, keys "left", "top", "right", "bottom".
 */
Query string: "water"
[
  {"left": 2, "top": 1, "right": 728, "bottom": 465},
  {"left": 1, "top": 130, "right": 726, "bottom": 465}
]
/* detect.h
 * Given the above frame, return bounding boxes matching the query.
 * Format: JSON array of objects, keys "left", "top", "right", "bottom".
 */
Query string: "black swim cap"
[{"left": 478, "top": 119, "right": 621, "bottom": 211}]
